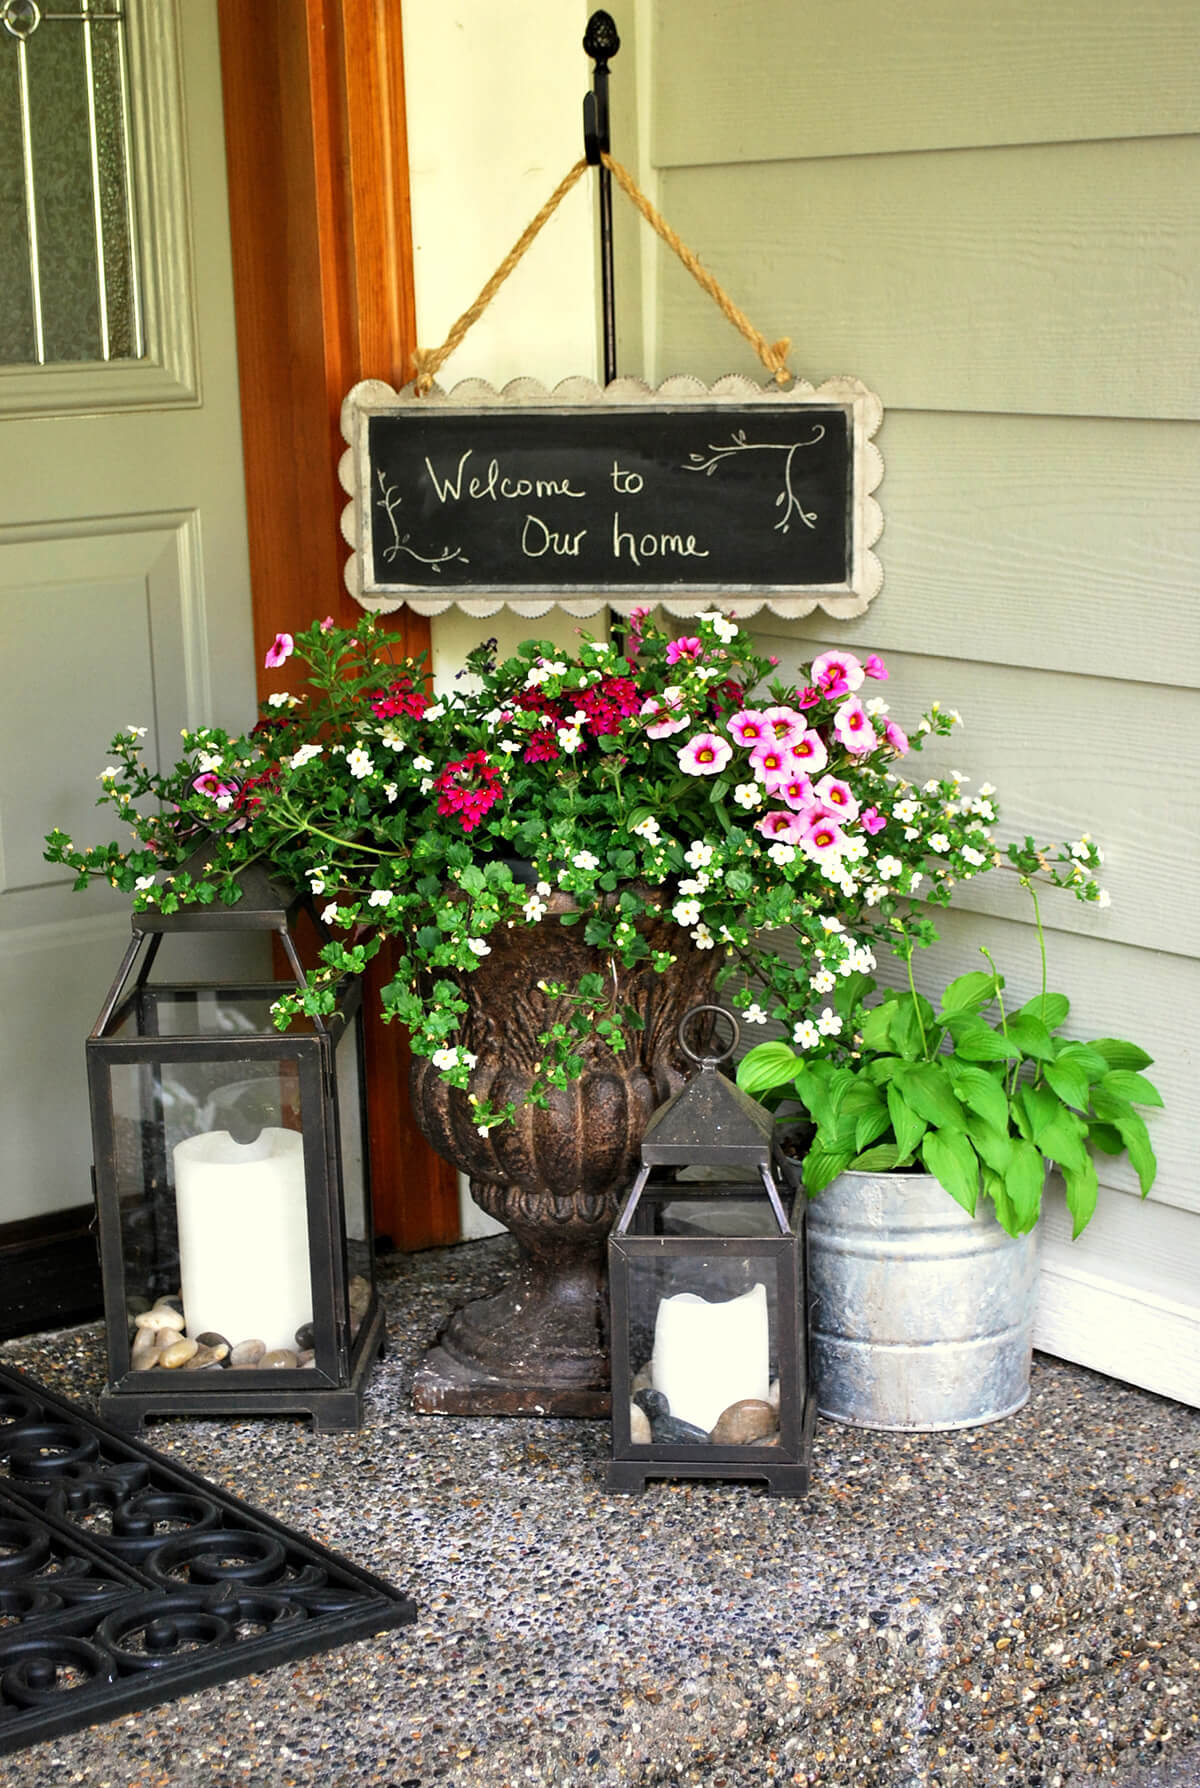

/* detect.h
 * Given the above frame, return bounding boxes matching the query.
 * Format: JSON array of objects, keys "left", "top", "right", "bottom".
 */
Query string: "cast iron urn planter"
[
  {"left": 607, "top": 1007, "right": 815, "bottom": 1496},
  {"left": 86, "top": 859, "right": 384, "bottom": 1432}
]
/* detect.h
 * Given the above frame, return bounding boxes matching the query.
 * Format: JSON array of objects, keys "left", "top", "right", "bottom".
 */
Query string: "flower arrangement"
[{"left": 46, "top": 609, "right": 1104, "bottom": 1132}]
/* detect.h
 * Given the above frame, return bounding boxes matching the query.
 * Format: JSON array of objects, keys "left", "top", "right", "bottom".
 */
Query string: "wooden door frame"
[{"left": 217, "top": 0, "right": 459, "bottom": 1250}]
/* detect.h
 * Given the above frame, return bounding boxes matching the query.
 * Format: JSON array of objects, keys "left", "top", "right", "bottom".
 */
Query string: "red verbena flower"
[
  {"left": 369, "top": 678, "right": 428, "bottom": 721},
  {"left": 434, "top": 751, "right": 504, "bottom": 832}
]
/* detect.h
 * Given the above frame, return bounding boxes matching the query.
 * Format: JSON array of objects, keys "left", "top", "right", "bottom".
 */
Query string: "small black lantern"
[
  {"left": 86, "top": 859, "right": 384, "bottom": 1432},
  {"left": 608, "top": 1007, "right": 815, "bottom": 1496}
]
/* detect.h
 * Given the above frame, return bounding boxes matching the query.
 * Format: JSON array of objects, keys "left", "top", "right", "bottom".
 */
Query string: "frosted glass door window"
[{"left": 0, "top": 0, "right": 142, "bottom": 364}]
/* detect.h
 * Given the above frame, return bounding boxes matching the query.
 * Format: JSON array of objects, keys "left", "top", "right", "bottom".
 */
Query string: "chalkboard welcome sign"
[{"left": 339, "top": 374, "right": 883, "bottom": 618}]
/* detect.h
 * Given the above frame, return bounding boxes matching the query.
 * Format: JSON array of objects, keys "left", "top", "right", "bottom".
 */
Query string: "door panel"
[{"left": 0, "top": 1, "right": 255, "bottom": 1228}]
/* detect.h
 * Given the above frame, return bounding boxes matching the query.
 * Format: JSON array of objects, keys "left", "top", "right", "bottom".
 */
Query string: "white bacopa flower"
[
  {"left": 866, "top": 697, "right": 889, "bottom": 716},
  {"left": 767, "top": 841, "right": 797, "bottom": 866},
  {"left": 947, "top": 709, "right": 963, "bottom": 724},
  {"left": 820, "top": 916, "right": 845, "bottom": 934},
  {"left": 431, "top": 1047, "right": 459, "bottom": 1071},
  {"left": 909, "top": 871, "right": 924, "bottom": 892},
  {"left": 423, "top": 703, "right": 445, "bottom": 720},
  {"left": 420, "top": 777, "right": 434, "bottom": 794},
  {"left": 99, "top": 766, "right": 121, "bottom": 782},
  {"left": 711, "top": 614, "right": 739, "bottom": 643},
  {"left": 810, "top": 968, "right": 836, "bottom": 993},
  {"left": 690, "top": 924, "right": 716, "bottom": 949},
  {"left": 632, "top": 816, "right": 662, "bottom": 841},
  {"left": 346, "top": 746, "right": 373, "bottom": 779},
  {"left": 308, "top": 872, "right": 327, "bottom": 894},
  {"left": 864, "top": 883, "right": 886, "bottom": 906},
  {"left": 466, "top": 937, "right": 491, "bottom": 956},
  {"left": 267, "top": 691, "right": 294, "bottom": 708},
  {"left": 732, "top": 782, "right": 762, "bottom": 811},
  {"left": 127, "top": 725, "right": 148, "bottom": 737},
  {"left": 367, "top": 889, "right": 394, "bottom": 908},
  {"left": 929, "top": 833, "right": 951, "bottom": 853},
  {"left": 412, "top": 755, "right": 433, "bottom": 772},
  {"left": 557, "top": 726, "right": 583, "bottom": 754},
  {"left": 850, "top": 946, "right": 876, "bottom": 972},
  {"left": 572, "top": 850, "right": 600, "bottom": 871},
  {"left": 383, "top": 781, "right": 398, "bottom": 800},
  {"left": 322, "top": 902, "right": 340, "bottom": 925},
  {"left": 961, "top": 845, "right": 987, "bottom": 867},
  {"left": 1096, "top": 888, "right": 1112, "bottom": 908},
  {"left": 793, "top": 1019, "right": 821, "bottom": 1050},
  {"left": 892, "top": 799, "right": 920, "bottom": 822},
  {"left": 678, "top": 875, "right": 710, "bottom": 895},
  {"left": 743, "top": 1002, "right": 768, "bottom": 1024},
  {"left": 672, "top": 898, "right": 702, "bottom": 926},
  {"left": 817, "top": 1008, "right": 843, "bottom": 1036},
  {"left": 522, "top": 895, "right": 548, "bottom": 922},
  {"left": 536, "top": 881, "right": 552, "bottom": 897},
  {"left": 380, "top": 728, "right": 407, "bottom": 750},
  {"left": 684, "top": 841, "right": 715, "bottom": 869},
  {"left": 498, "top": 740, "right": 521, "bottom": 754},
  {"left": 134, "top": 874, "right": 156, "bottom": 891},
  {"left": 289, "top": 743, "right": 323, "bottom": 769},
  {"left": 876, "top": 855, "right": 903, "bottom": 880}
]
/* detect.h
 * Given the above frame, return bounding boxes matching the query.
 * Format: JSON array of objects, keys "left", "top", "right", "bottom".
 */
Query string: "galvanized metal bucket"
[{"left": 807, "top": 1171, "right": 1040, "bottom": 1432}]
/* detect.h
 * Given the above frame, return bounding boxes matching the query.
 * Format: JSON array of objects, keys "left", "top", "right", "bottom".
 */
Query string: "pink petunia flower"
[
  {"left": 264, "top": 632, "right": 294, "bottom": 669},
  {"left": 678, "top": 732, "right": 733, "bottom": 776},
  {"left": 728, "top": 709, "right": 770, "bottom": 747},
  {"left": 810, "top": 650, "right": 865, "bottom": 698},
  {"left": 761, "top": 705, "right": 807, "bottom": 746},
  {"left": 748, "top": 741, "right": 793, "bottom": 787},
  {"left": 863, "top": 653, "right": 889, "bottom": 680},
  {"left": 884, "top": 720, "right": 910, "bottom": 756},
  {"left": 666, "top": 636, "right": 703, "bottom": 666},
  {"left": 790, "top": 728, "right": 829, "bottom": 774},
  {"left": 795, "top": 685, "right": 821, "bottom": 710},
  {"left": 815, "top": 774, "right": 860, "bottom": 823},
  {"left": 192, "top": 772, "right": 236, "bottom": 802},
  {"left": 860, "top": 806, "right": 887, "bottom": 834},
  {"left": 777, "top": 771, "right": 816, "bottom": 812},
  {"left": 801, "top": 813, "right": 849, "bottom": 860},
  {"left": 641, "top": 694, "right": 691, "bottom": 739},
  {"left": 319, "top": 615, "right": 335, "bottom": 632},
  {"left": 833, "top": 697, "right": 877, "bottom": 754},
  {"left": 756, "top": 809, "right": 805, "bottom": 843}
]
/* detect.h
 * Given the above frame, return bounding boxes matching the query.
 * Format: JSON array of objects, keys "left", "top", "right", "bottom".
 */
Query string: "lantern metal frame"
[
  {"left": 85, "top": 861, "right": 384, "bottom": 1433},
  {"left": 607, "top": 1008, "right": 816, "bottom": 1497}
]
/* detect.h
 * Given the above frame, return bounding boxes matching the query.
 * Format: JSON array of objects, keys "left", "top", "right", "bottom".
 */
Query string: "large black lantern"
[
  {"left": 86, "top": 861, "right": 384, "bottom": 1432},
  {"left": 608, "top": 1008, "right": 815, "bottom": 1496}
]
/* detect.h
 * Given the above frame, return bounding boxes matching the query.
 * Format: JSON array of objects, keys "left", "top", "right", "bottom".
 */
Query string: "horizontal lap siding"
[{"left": 631, "top": 1, "right": 1199, "bottom": 1385}]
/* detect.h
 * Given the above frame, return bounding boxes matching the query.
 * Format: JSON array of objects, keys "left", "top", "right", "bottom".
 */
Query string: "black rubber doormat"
[{"left": 0, "top": 1363, "right": 415, "bottom": 1755}]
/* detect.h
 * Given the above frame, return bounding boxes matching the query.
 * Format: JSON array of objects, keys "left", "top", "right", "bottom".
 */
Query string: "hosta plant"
[{"left": 737, "top": 900, "right": 1161, "bottom": 1239}]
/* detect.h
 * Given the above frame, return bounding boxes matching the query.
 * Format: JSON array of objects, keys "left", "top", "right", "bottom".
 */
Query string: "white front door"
[{"left": 0, "top": 0, "right": 255, "bottom": 1226}]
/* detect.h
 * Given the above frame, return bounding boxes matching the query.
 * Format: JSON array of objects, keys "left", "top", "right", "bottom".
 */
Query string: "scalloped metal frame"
[{"left": 339, "top": 373, "right": 884, "bottom": 621}]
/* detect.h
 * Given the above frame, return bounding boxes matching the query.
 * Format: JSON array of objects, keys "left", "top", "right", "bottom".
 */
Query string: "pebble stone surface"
[{"left": 2, "top": 1235, "right": 1197, "bottom": 1788}]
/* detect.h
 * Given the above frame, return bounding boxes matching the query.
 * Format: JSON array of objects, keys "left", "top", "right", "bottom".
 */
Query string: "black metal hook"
[{"left": 583, "top": 11, "right": 620, "bottom": 384}]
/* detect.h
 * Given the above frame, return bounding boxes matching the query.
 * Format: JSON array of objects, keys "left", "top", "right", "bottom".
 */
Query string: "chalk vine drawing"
[
  {"left": 376, "top": 470, "right": 468, "bottom": 571},
  {"left": 682, "top": 425, "right": 827, "bottom": 534}
]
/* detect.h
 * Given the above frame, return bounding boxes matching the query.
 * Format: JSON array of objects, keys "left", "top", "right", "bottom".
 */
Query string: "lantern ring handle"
[{"left": 677, "top": 1003, "right": 739, "bottom": 1067}]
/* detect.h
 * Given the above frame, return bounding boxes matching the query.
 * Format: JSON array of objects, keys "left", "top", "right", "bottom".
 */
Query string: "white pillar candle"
[
  {"left": 651, "top": 1281, "right": 770, "bottom": 1434},
  {"left": 173, "top": 1128, "right": 311, "bottom": 1353}
]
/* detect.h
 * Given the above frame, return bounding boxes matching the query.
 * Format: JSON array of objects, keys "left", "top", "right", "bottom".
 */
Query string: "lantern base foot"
[
  {"left": 607, "top": 1457, "right": 812, "bottom": 1497},
  {"left": 412, "top": 1340, "right": 611, "bottom": 1419}
]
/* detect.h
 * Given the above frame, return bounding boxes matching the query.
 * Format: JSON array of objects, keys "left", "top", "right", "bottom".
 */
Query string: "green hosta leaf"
[
  {"left": 1019, "top": 1080, "right": 1061, "bottom": 1145},
  {"left": 1111, "top": 1108, "right": 1158, "bottom": 1197},
  {"left": 945, "top": 1017, "right": 1022, "bottom": 1062},
  {"left": 1038, "top": 1107, "right": 1089, "bottom": 1172},
  {"left": 921, "top": 1127, "right": 979, "bottom": 1215},
  {"left": 792, "top": 1063, "right": 835, "bottom": 1130},
  {"left": 897, "top": 1062, "right": 967, "bottom": 1130},
  {"left": 947, "top": 1062, "right": 1010, "bottom": 1136},
  {"left": 851, "top": 1142, "right": 901, "bottom": 1173},
  {"left": 1042, "top": 1055, "right": 1091, "bottom": 1112},
  {"left": 833, "top": 970, "right": 874, "bottom": 1021},
  {"left": 841, "top": 1083, "right": 886, "bottom": 1117},
  {"left": 891, "top": 1001, "right": 928, "bottom": 1061},
  {"left": 982, "top": 1165, "right": 1020, "bottom": 1239},
  {"left": 855, "top": 1104, "right": 893, "bottom": 1153},
  {"left": 865, "top": 1055, "right": 908, "bottom": 1085},
  {"left": 1088, "top": 1083, "right": 1132, "bottom": 1124},
  {"left": 827, "top": 1067, "right": 862, "bottom": 1121},
  {"left": 1003, "top": 1138, "right": 1045, "bottom": 1231},
  {"left": 1055, "top": 1040, "right": 1111, "bottom": 1081},
  {"left": 736, "top": 1042, "right": 801, "bottom": 1096},
  {"left": 1100, "top": 1069, "right": 1164, "bottom": 1109},
  {"left": 861, "top": 1002, "right": 899, "bottom": 1052},
  {"left": 1062, "top": 1152, "right": 1099, "bottom": 1238},
  {"left": 804, "top": 1146, "right": 856, "bottom": 1197},
  {"left": 936, "top": 969, "right": 1000, "bottom": 1016},
  {"left": 1006, "top": 1012, "right": 1055, "bottom": 1062},
  {"left": 1089, "top": 1037, "right": 1154, "bottom": 1072},
  {"left": 886, "top": 1080, "right": 927, "bottom": 1160},
  {"left": 1015, "top": 990, "right": 1070, "bottom": 1031},
  {"left": 964, "top": 1110, "right": 1013, "bottom": 1174},
  {"left": 1087, "top": 1120, "right": 1125, "bottom": 1155}
]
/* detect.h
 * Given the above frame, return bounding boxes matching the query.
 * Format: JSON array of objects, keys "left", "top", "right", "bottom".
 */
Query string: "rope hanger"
[{"left": 410, "top": 151, "right": 794, "bottom": 397}]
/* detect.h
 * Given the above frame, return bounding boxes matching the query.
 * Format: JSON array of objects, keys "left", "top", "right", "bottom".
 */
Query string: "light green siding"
[{"left": 625, "top": 0, "right": 1200, "bottom": 1400}]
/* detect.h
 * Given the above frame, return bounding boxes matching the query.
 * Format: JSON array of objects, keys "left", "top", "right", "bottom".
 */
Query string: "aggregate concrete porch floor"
[{"left": 2, "top": 1235, "right": 1197, "bottom": 1788}]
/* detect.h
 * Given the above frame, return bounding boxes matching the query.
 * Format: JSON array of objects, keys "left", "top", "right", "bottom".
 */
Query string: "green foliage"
[{"left": 738, "top": 950, "right": 1160, "bottom": 1240}]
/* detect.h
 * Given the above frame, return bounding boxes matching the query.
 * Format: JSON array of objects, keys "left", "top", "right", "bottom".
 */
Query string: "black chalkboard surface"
[{"left": 340, "top": 377, "right": 884, "bottom": 610}]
